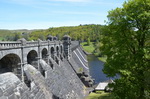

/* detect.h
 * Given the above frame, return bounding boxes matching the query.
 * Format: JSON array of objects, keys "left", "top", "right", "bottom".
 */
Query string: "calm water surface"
[{"left": 88, "top": 55, "right": 112, "bottom": 84}]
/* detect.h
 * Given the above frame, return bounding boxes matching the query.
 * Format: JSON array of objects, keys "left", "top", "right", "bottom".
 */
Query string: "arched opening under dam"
[
  {"left": 51, "top": 47, "right": 55, "bottom": 60},
  {"left": 0, "top": 54, "right": 21, "bottom": 79},
  {"left": 60, "top": 46, "right": 63, "bottom": 61},
  {"left": 60, "top": 46, "right": 63, "bottom": 54},
  {"left": 56, "top": 46, "right": 59, "bottom": 57},
  {"left": 27, "top": 50, "right": 38, "bottom": 69},
  {"left": 42, "top": 48, "right": 48, "bottom": 63}
]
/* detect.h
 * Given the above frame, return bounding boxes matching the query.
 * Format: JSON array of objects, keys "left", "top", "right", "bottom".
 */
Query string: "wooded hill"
[
  {"left": 0, "top": 29, "right": 34, "bottom": 41},
  {"left": 30, "top": 24, "right": 103, "bottom": 41},
  {"left": 0, "top": 24, "right": 104, "bottom": 41}
]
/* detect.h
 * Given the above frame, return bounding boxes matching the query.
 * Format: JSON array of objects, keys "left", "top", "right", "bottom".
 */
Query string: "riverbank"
[
  {"left": 81, "top": 42, "right": 114, "bottom": 99},
  {"left": 80, "top": 42, "right": 95, "bottom": 54},
  {"left": 80, "top": 42, "right": 106, "bottom": 62},
  {"left": 86, "top": 91, "right": 113, "bottom": 99}
]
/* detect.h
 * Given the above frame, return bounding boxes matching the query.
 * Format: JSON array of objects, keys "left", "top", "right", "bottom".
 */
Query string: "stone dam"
[{"left": 0, "top": 35, "right": 93, "bottom": 99}]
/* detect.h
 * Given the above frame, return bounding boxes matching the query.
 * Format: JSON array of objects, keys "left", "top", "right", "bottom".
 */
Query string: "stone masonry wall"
[{"left": 0, "top": 46, "right": 91, "bottom": 99}]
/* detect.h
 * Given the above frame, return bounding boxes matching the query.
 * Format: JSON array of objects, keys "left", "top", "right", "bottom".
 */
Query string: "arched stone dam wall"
[{"left": 0, "top": 39, "right": 93, "bottom": 99}]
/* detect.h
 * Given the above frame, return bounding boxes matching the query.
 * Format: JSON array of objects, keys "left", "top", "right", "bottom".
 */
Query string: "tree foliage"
[
  {"left": 101, "top": 0, "right": 150, "bottom": 98},
  {"left": 87, "top": 38, "right": 91, "bottom": 46},
  {"left": 29, "top": 24, "right": 103, "bottom": 41},
  {"left": 0, "top": 24, "right": 104, "bottom": 41}
]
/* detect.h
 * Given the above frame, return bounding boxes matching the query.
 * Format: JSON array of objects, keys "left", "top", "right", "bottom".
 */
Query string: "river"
[{"left": 88, "top": 55, "right": 115, "bottom": 85}]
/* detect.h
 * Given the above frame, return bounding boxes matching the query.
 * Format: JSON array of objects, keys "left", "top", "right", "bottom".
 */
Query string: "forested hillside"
[
  {"left": 0, "top": 29, "right": 35, "bottom": 41},
  {"left": 0, "top": 30, "right": 13, "bottom": 40},
  {"left": 30, "top": 24, "right": 103, "bottom": 41},
  {"left": 0, "top": 24, "right": 104, "bottom": 41}
]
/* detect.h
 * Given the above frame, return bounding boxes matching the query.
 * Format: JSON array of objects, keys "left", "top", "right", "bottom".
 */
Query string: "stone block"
[
  {"left": 8, "top": 94, "right": 17, "bottom": 99},
  {"left": 0, "top": 88, "right": 3, "bottom": 97},
  {"left": 31, "top": 86, "right": 39, "bottom": 94},
  {"left": 34, "top": 92, "right": 43, "bottom": 99},
  {"left": 21, "top": 91, "right": 30, "bottom": 99},
  {"left": 21, "top": 95, "right": 28, "bottom": 99},
  {"left": 0, "top": 96, "right": 8, "bottom": 99},
  {"left": 38, "top": 93, "right": 45, "bottom": 99}
]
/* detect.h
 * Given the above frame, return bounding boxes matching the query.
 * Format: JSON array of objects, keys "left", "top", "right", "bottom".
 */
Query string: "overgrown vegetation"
[{"left": 78, "top": 67, "right": 83, "bottom": 73}]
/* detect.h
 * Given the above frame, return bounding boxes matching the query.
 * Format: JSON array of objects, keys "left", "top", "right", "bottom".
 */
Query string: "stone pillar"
[
  {"left": 53, "top": 36, "right": 58, "bottom": 41},
  {"left": 63, "top": 35, "right": 71, "bottom": 60},
  {"left": 18, "top": 38, "right": 27, "bottom": 82},
  {"left": 47, "top": 35, "right": 53, "bottom": 41},
  {"left": 53, "top": 41, "right": 57, "bottom": 61},
  {"left": 38, "top": 39, "right": 42, "bottom": 71},
  {"left": 47, "top": 40, "right": 50, "bottom": 65}
]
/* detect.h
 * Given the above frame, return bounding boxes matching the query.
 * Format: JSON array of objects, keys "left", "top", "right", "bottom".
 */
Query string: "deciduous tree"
[{"left": 101, "top": 0, "right": 150, "bottom": 98}]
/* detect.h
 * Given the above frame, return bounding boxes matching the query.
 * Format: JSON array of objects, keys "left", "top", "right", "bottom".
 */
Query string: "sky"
[{"left": 0, "top": 0, "right": 126, "bottom": 30}]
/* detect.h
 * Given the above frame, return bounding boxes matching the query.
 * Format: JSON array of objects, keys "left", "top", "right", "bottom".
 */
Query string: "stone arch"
[
  {"left": 0, "top": 53, "right": 21, "bottom": 79},
  {"left": 0, "top": 49, "right": 21, "bottom": 61},
  {"left": 51, "top": 47, "right": 55, "bottom": 59},
  {"left": 42, "top": 48, "right": 48, "bottom": 63},
  {"left": 56, "top": 46, "right": 59, "bottom": 57},
  {"left": 27, "top": 50, "right": 38, "bottom": 69}
]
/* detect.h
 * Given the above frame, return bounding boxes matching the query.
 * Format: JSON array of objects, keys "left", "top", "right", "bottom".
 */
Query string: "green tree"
[
  {"left": 22, "top": 33, "right": 30, "bottom": 40},
  {"left": 101, "top": 0, "right": 150, "bottom": 98},
  {"left": 87, "top": 38, "right": 91, "bottom": 46},
  {"left": 14, "top": 33, "right": 21, "bottom": 41},
  {"left": 39, "top": 34, "right": 45, "bottom": 41}
]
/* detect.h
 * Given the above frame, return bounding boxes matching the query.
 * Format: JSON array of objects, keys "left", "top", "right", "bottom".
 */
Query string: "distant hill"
[
  {"left": 30, "top": 24, "right": 103, "bottom": 41},
  {"left": 0, "top": 30, "right": 13, "bottom": 40},
  {"left": 11, "top": 29, "right": 44, "bottom": 33},
  {"left": 0, "top": 29, "right": 44, "bottom": 41},
  {"left": 0, "top": 24, "right": 104, "bottom": 41}
]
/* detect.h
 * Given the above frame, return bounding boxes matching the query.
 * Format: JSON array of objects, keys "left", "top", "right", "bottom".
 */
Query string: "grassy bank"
[
  {"left": 0, "top": 37, "right": 4, "bottom": 41},
  {"left": 98, "top": 57, "right": 107, "bottom": 63},
  {"left": 86, "top": 91, "right": 113, "bottom": 99},
  {"left": 80, "top": 42, "right": 95, "bottom": 54},
  {"left": 81, "top": 42, "right": 106, "bottom": 62}
]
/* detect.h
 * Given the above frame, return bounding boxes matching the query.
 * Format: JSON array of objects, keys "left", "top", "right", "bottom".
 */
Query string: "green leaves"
[
  {"left": 29, "top": 24, "right": 103, "bottom": 41},
  {"left": 101, "top": 0, "right": 150, "bottom": 98}
]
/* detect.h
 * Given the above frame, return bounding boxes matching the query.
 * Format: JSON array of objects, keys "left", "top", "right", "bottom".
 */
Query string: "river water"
[{"left": 88, "top": 55, "right": 112, "bottom": 84}]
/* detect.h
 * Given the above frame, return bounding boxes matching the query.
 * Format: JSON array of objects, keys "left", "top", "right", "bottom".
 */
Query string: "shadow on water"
[{"left": 88, "top": 54, "right": 118, "bottom": 85}]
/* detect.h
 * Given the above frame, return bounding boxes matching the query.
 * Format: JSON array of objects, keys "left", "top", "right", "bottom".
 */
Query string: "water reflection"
[{"left": 88, "top": 55, "right": 116, "bottom": 84}]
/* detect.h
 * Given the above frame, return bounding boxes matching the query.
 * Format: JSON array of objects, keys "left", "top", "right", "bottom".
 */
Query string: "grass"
[
  {"left": 81, "top": 42, "right": 107, "bottom": 62},
  {"left": 0, "top": 37, "right": 3, "bottom": 41},
  {"left": 98, "top": 56, "right": 107, "bottom": 63},
  {"left": 80, "top": 42, "right": 95, "bottom": 54},
  {"left": 86, "top": 91, "right": 113, "bottom": 99},
  {"left": 93, "top": 53, "right": 107, "bottom": 62}
]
